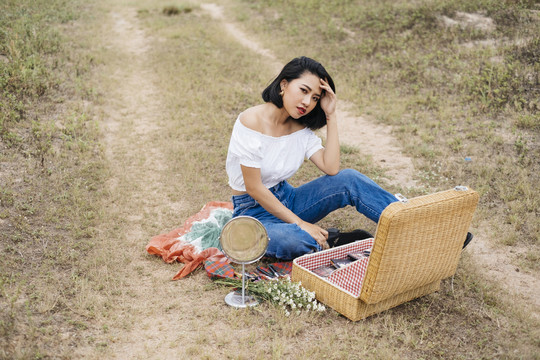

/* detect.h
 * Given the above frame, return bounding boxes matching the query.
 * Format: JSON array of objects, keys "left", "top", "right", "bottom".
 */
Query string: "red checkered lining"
[{"left": 294, "top": 239, "right": 374, "bottom": 298}]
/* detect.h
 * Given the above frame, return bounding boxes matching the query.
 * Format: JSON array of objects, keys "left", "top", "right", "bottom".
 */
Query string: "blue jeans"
[{"left": 231, "top": 169, "right": 398, "bottom": 260}]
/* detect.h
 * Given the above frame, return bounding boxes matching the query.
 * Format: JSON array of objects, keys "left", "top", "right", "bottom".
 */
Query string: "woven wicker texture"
[
  {"left": 291, "top": 187, "right": 479, "bottom": 320},
  {"left": 292, "top": 263, "right": 440, "bottom": 321},
  {"left": 360, "top": 188, "right": 479, "bottom": 304}
]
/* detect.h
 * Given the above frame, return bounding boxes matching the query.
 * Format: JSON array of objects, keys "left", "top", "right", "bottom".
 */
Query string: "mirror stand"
[
  {"left": 219, "top": 216, "right": 269, "bottom": 308},
  {"left": 224, "top": 263, "right": 258, "bottom": 308}
]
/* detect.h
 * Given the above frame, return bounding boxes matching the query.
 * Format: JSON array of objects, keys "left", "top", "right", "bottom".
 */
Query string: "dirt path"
[
  {"left": 84, "top": 2, "right": 538, "bottom": 357},
  {"left": 468, "top": 227, "right": 540, "bottom": 315},
  {"left": 200, "top": 3, "right": 540, "bottom": 318},
  {"left": 87, "top": 7, "right": 196, "bottom": 358},
  {"left": 101, "top": 8, "right": 172, "bottom": 253}
]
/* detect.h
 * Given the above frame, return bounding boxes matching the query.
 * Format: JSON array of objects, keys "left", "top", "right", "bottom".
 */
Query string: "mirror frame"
[{"left": 219, "top": 216, "right": 269, "bottom": 264}]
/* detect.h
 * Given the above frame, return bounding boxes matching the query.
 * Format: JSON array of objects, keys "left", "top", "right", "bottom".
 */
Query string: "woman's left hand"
[{"left": 319, "top": 78, "right": 337, "bottom": 117}]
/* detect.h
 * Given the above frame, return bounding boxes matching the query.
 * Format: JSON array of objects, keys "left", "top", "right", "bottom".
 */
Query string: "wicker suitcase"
[{"left": 292, "top": 187, "right": 479, "bottom": 321}]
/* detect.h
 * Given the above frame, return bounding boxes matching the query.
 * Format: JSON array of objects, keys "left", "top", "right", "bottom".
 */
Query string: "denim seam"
[
  {"left": 233, "top": 200, "right": 258, "bottom": 216},
  {"left": 351, "top": 194, "right": 380, "bottom": 221}
]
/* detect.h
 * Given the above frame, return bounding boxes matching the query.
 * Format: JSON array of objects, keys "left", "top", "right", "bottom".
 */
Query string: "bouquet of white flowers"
[{"left": 215, "top": 276, "right": 326, "bottom": 316}]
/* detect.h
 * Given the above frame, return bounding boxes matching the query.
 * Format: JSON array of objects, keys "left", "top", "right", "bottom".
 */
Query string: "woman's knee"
[{"left": 331, "top": 168, "right": 361, "bottom": 181}]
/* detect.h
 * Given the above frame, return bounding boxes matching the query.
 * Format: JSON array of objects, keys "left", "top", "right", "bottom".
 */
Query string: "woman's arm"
[
  {"left": 309, "top": 112, "right": 339, "bottom": 175},
  {"left": 241, "top": 165, "right": 329, "bottom": 249},
  {"left": 310, "top": 78, "right": 340, "bottom": 175}
]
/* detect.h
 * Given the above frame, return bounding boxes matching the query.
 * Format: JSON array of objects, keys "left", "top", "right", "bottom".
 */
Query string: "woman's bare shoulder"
[{"left": 238, "top": 105, "right": 265, "bottom": 132}]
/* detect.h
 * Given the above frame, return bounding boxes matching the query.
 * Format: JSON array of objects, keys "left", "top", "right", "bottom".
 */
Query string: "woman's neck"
[
  {"left": 262, "top": 102, "right": 291, "bottom": 126},
  {"left": 242, "top": 103, "right": 303, "bottom": 137}
]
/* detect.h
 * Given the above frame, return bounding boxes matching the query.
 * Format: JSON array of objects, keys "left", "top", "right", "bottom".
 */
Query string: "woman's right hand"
[{"left": 298, "top": 220, "right": 329, "bottom": 250}]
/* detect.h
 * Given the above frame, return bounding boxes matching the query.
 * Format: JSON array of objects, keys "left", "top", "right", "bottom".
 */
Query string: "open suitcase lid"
[{"left": 360, "top": 187, "right": 479, "bottom": 304}]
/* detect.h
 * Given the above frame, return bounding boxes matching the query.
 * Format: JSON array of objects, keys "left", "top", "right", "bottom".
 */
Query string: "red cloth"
[{"left": 146, "top": 201, "right": 234, "bottom": 280}]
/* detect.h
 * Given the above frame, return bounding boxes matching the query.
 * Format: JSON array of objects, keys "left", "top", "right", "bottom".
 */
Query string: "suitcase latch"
[{"left": 395, "top": 193, "right": 408, "bottom": 203}]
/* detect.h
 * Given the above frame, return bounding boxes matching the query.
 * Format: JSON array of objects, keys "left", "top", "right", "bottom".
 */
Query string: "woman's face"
[{"left": 280, "top": 72, "right": 322, "bottom": 119}]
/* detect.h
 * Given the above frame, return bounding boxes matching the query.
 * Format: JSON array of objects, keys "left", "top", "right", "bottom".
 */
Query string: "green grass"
[
  {"left": 132, "top": 3, "right": 538, "bottom": 357},
  {"left": 1, "top": 0, "right": 539, "bottom": 358},
  {"left": 229, "top": 0, "right": 540, "bottom": 250},
  {"left": 0, "top": 0, "right": 106, "bottom": 358}
]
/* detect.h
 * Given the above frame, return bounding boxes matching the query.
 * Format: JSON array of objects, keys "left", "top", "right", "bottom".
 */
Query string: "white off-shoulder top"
[{"left": 226, "top": 116, "right": 323, "bottom": 192}]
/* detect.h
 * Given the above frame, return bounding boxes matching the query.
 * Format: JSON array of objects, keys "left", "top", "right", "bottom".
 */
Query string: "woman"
[{"left": 226, "top": 56, "right": 398, "bottom": 260}]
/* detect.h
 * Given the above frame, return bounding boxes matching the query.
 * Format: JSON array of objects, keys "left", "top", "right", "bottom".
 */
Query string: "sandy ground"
[
  {"left": 90, "top": 7, "right": 194, "bottom": 357},
  {"left": 89, "top": 2, "right": 539, "bottom": 357}
]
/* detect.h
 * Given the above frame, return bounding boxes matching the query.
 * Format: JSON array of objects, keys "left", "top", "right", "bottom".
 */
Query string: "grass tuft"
[{"left": 162, "top": 5, "right": 193, "bottom": 16}]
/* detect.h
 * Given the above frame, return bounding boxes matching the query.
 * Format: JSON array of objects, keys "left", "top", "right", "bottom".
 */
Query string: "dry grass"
[
  {"left": 227, "top": 0, "right": 540, "bottom": 251},
  {"left": 1, "top": 0, "right": 108, "bottom": 358},
  {"left": 1, "top": 0, "right": 539, "bottom": 359}
]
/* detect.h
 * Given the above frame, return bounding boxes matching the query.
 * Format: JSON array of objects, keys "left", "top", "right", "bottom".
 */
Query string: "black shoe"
[
  {"left": 335, "top": 229, "right": 373, "bottom": 247},
  {"left": 327, "top": 228, "right": 373, "bottom": 248},
  {"left": 327, "top": 228, "right": 340, "bottom": 247},
  {"left": 463, "top": 232, "right": 474, "bottom": 249}
]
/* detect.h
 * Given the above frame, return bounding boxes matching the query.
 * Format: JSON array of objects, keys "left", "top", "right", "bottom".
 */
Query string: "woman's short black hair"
[{"left": 262, "top": 56, "right": 335, "bottom": 131}]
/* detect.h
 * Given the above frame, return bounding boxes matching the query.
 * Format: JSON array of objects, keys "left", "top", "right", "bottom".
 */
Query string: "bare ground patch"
[{"left": 74, "top": 6, "right": 197, "bottom": 358}]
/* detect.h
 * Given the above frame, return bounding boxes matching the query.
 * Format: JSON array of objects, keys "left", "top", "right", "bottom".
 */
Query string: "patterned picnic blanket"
[
  {"left": 146, "top": 201, "right": 293, "bottom": 281},
  {"left": 146, "top": 201, "right": 233, "bottom": 280},
  {"left": 204, "top": 260, "right": 292, "bottom": 280}
]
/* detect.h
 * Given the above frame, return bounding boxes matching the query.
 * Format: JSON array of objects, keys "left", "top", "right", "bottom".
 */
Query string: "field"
[{"left": 1, "top": 0, "right": 539, "bottom": 358}]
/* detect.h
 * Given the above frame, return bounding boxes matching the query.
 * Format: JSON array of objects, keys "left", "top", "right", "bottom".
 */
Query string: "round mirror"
[
  {"left": 220, "top": 216, "right": 269, "bottom": 264},
  {"left": 219, "top": 216, "right": 269, "bottom": 308}
]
